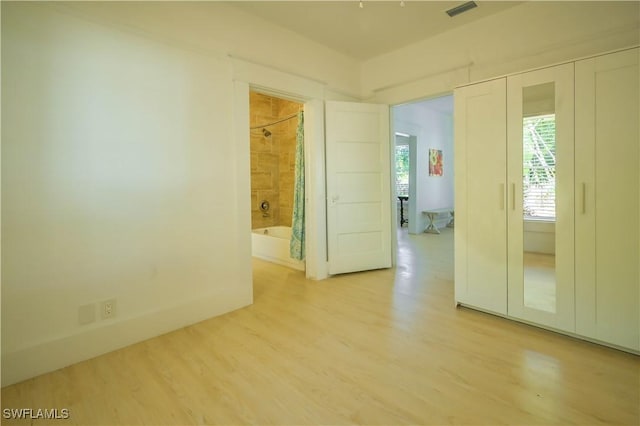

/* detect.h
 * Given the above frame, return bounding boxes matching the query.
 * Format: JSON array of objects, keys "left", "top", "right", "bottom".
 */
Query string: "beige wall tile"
[
  {"left": 250, "top": 92, "right": 303, "bottom": 230},
  {"left": 250, "top": 134, "right": 272, "bottom": 153},
  {"left": 257, "top": 153, "right": 279, "bottom": 172},
  {"left": 252, "top": 172, "right": 273, "bottom": 190}
]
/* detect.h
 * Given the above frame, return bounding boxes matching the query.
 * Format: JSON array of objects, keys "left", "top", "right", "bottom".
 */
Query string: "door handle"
[
  {"left": 511, "top": 183, "right": 516, "bottom": 210},
  {"left": 581, "top": 182, "right": 586, "bottom": 214}
]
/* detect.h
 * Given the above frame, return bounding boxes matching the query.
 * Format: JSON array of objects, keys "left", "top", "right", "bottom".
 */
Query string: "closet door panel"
[
  {"left": 454, "top": 79, "right": 507, "bottom": 315},
  {"left": 575, "top": 48, "right": 639, "bottom": 350},
  {"left": 506, "top": 63, "right": 575, "bottom": 333}
]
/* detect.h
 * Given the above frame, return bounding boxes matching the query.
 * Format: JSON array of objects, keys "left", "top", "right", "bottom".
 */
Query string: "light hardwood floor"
[
  {"left": 2, "top": 227, "right": 639, "bottom": 425},
  {"left": 523, "top": 252, "right": 556, "bottom": 313}
]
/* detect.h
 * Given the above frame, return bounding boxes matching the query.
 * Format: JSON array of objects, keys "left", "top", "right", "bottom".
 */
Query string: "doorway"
[
  {"left": 248, "top": 90, "right": 305, "bottom": 271},
  {"left": 392, "top": 95, "right": 454, "bottom": 235}
]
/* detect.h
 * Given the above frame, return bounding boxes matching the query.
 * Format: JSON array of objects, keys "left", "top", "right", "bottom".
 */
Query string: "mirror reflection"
[{"left": 522, "top": 82, "right": 556, "bottom": 313}]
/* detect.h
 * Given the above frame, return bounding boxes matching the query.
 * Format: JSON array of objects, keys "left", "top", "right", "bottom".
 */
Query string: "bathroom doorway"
[{"left": 248, "top": 91, "right": 306, "bottom": 271}]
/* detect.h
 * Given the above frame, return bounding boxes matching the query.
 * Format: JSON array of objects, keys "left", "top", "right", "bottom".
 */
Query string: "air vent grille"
[{"left": 446, "top": 1, "right": 478, "bottom": 17}]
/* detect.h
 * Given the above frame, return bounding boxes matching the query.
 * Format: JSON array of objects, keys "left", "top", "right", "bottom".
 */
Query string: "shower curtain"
[{"left": 290, "top": 111, "right": 305, "bottom": 261}]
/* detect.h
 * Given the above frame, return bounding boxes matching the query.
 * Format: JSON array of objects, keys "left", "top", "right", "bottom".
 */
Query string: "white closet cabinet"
[
  {"left": 454, "top": 48, "right": 640, "bottom": 352},
  {"left": 575, "top": 48, "right": 639, "bottom": 351},
  {"left": 454, "top": 79, "right": 507, "bottom": 315}
]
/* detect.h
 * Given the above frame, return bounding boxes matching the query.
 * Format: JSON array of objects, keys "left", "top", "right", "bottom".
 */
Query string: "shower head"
[{"left": 262, "top": 128, "right": 272, "bottom": 137}]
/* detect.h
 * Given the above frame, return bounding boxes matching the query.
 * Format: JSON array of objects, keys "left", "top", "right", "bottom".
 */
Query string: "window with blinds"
[
  {"left": 395, "top": 144, "right": 409, "bottom": 197},
  {"left": 523, "top": 114, "right": 556, "bottom": 220}
]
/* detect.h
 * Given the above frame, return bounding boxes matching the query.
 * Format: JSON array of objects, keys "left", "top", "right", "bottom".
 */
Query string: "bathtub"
[{"left": 251, "top": 226, "right": 305, "bottom": 271}]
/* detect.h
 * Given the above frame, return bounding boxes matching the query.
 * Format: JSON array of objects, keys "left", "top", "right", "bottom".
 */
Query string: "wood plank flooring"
[
  {"left": 524, "top": 251, "right": 556, "bottom": 313},
  {"left": 2, "top": 227, "right": 639, "bottom": 425}
]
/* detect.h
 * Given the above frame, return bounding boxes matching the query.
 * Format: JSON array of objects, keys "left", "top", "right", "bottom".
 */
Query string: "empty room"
[{"left": 2, "top": 1, "right": 639, "bottom": 425}]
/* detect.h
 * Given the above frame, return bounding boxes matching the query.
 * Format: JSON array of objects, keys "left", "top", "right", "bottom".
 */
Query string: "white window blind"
[{"left": 523, "top": 114, "right": 556, "bottom": 219}]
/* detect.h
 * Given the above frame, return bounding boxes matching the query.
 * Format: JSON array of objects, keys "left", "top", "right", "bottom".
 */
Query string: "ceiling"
[{"left": 228, "top": 1, "right": 522, "bottom": 61}]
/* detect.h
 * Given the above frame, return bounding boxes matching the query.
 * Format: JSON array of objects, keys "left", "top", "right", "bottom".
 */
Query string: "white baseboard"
[{"left": 1, "top": 288, "right": 252, "bottom": 387}]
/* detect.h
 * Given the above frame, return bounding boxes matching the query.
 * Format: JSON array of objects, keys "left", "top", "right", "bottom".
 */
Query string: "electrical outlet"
[{"left": 101, "top": 299, "right": 117, "bottom": 320}]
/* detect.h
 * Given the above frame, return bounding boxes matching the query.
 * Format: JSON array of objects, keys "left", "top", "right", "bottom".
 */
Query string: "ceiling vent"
[{"left": 446, "top": 1, "right": 478, "bottom": 17}]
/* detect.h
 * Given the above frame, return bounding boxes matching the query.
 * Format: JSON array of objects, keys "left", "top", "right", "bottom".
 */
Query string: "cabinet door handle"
[
  {"left": 500, "top": 184, "right": 505, "bottom": 210},
  {"left": 581, "top": 182, "right": 586, "bottom": 214},
  {"left": 511, "top": 183, "right": 516, "bottom": 210}
]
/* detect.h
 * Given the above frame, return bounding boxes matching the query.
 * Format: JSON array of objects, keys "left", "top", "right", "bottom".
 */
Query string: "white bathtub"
[{"left": 251, "top": 226, "right": 305, "bottom": 271}]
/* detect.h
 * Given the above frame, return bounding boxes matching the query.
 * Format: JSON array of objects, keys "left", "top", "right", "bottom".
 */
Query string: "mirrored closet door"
[{"left": 506, "top": 64, "right": 575, "bottom": 332}]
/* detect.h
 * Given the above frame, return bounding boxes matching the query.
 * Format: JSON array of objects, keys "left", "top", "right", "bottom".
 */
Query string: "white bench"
[{"left": 422, "top": 208, "right": 454, "bottom": 234}]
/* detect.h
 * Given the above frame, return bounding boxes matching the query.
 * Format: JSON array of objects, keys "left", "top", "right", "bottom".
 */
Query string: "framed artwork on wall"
[{"left": 429, "top": 148, "right": 443, "bottom": 176}]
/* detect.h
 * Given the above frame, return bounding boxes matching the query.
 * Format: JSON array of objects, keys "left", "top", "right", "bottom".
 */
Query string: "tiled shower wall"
[{"left": 250, "top": 92, "right": 302, "bottom": 229}]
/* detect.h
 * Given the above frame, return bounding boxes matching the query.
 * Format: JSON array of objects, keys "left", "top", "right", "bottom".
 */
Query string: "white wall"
[
  {"left": 524, "top": 221, "right": 555, "bottom": 255},
  {"left": 394, "top": 97, "right": 453, "bottom": 234},
  {"left": 55, "top": 1, "right": 362, "bottom": 100},
  {"left": 1, "top": 1, "right": 363, "bottom": 385},
  {"left": 0, "top": 3, "right": 256, "bottom": 386},
  {"left": 365, "top": 1, "right": 640, "bottom": 103}
]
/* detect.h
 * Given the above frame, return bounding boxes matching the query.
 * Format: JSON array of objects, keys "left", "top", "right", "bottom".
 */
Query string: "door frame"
[
  {"left": 390, "top": 94, "right": 455, "bottom": 235},
  {"left": 234, "top": 59, "right": 457, "bottom": 280},
  {"left": 231, "top": 59, "right": 329, "bottom": 280}
]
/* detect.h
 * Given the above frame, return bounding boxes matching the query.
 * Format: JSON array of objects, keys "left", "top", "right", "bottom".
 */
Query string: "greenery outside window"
[
  {"left": 395, "top": 145, "right": 409, "bottom": 197},
  {"left": 523, "top": 114, "right": 555, "bottom": 220}
]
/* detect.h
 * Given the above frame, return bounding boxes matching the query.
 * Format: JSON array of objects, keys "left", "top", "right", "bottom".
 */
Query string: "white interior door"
[{"left": 326, "top": 101, "right": 392, "bottom": 275}]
